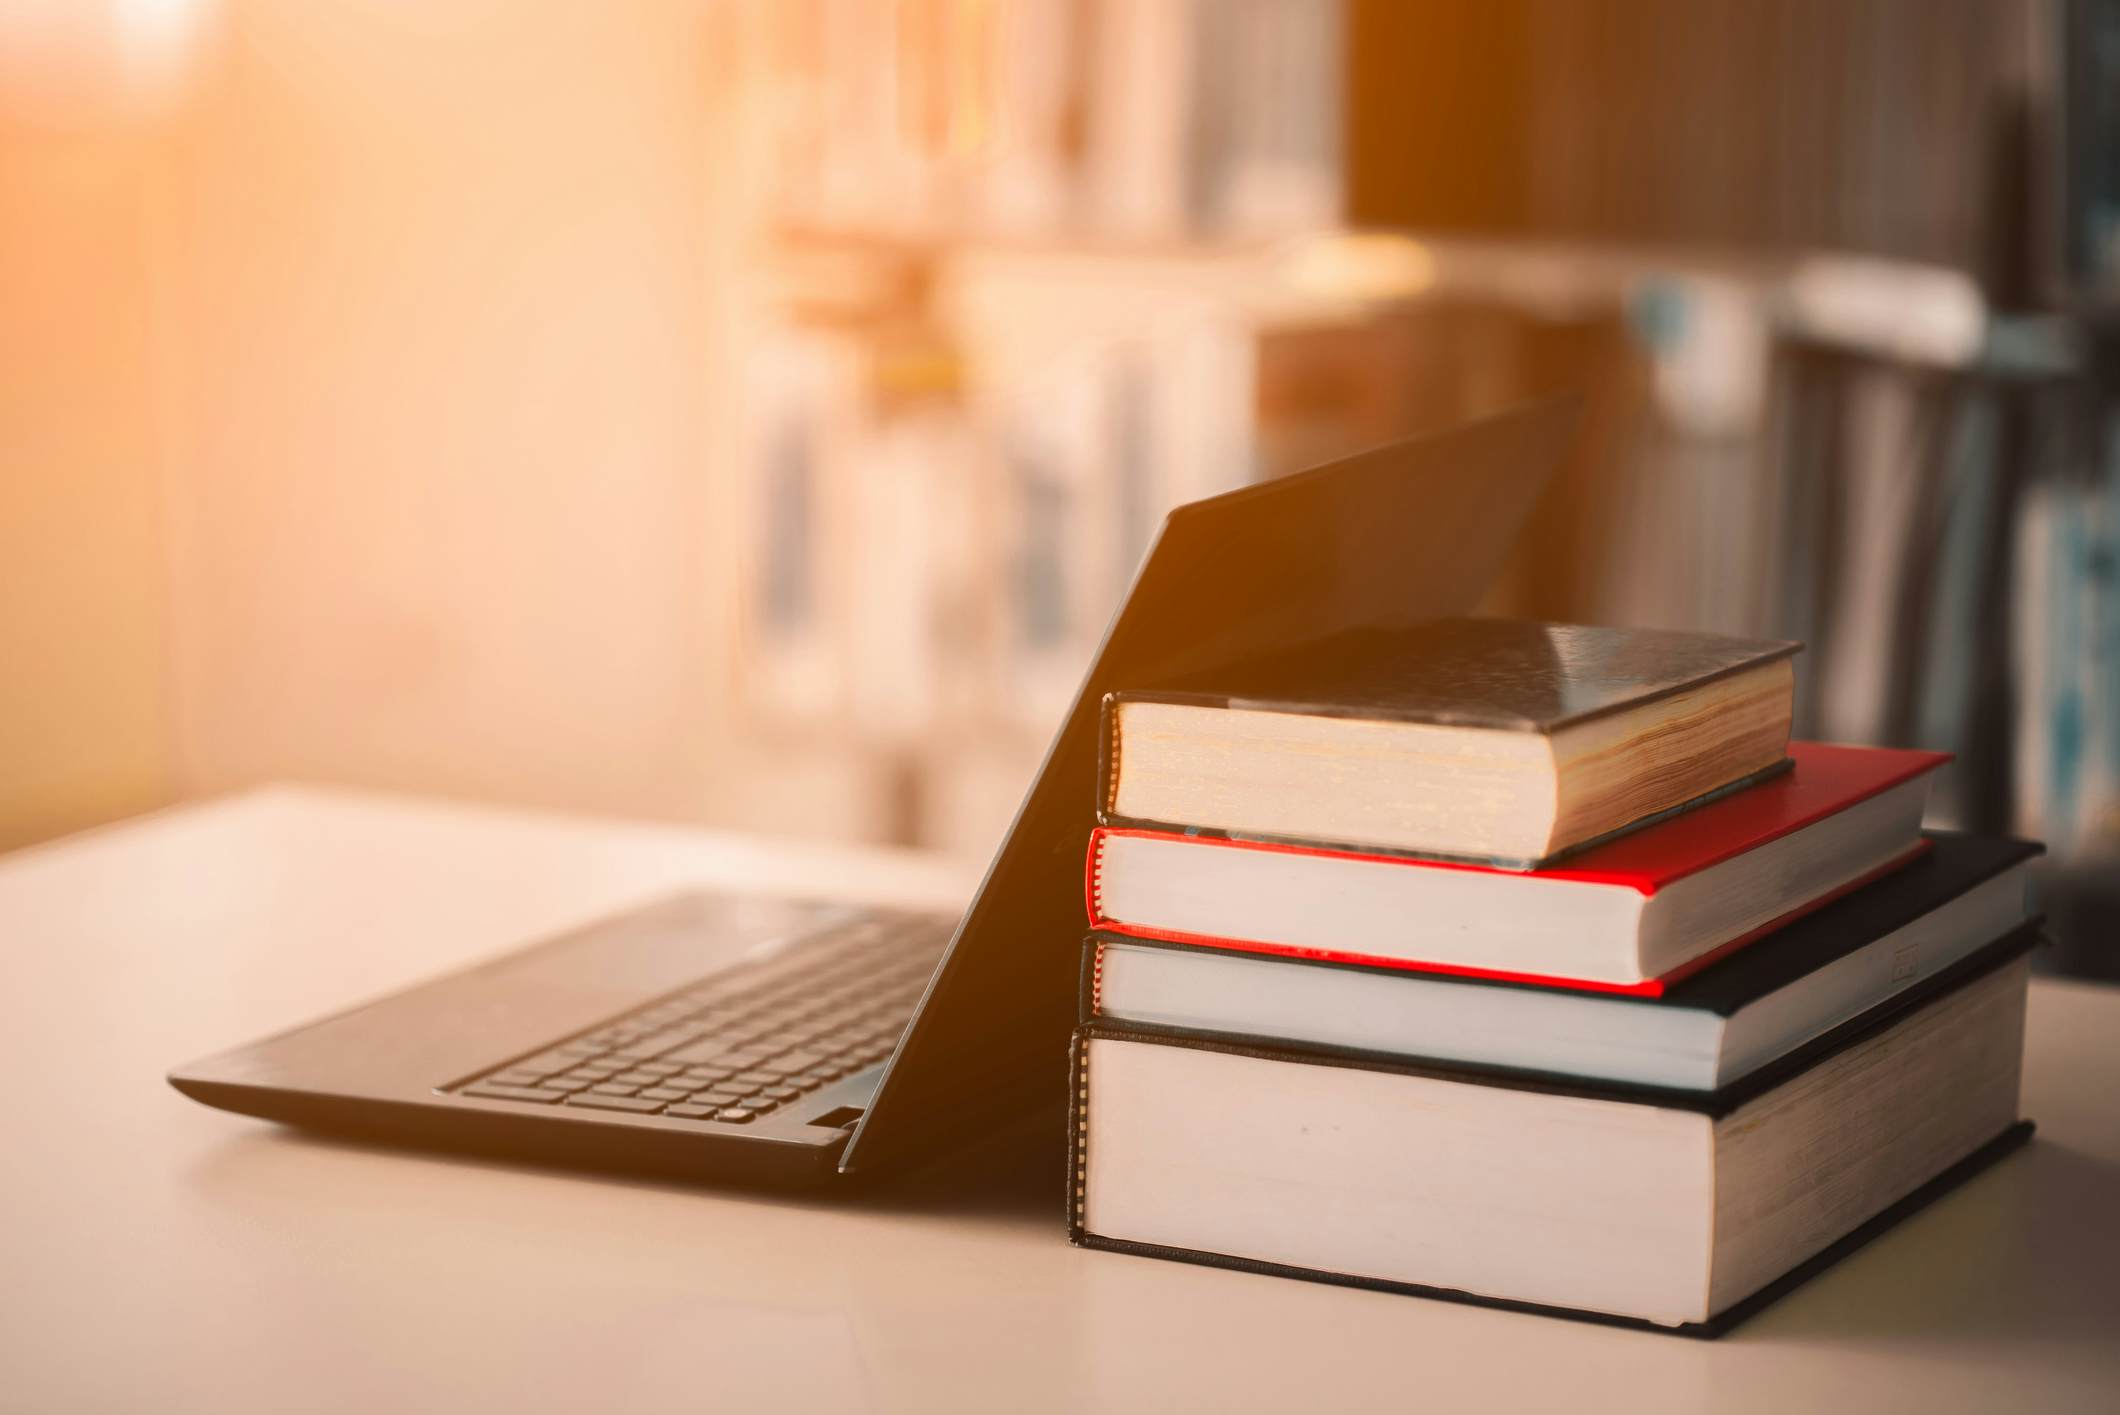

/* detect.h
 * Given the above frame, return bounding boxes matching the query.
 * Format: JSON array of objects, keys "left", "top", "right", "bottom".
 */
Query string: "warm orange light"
[
  {"left": 0, "top": 0, "right": 213, "bottom": 119},
  {"left": 1279, "top": 231, "right": 1438, "bottom": 305}
]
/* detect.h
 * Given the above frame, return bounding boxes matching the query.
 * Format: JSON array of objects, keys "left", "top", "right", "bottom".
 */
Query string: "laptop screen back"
[{"left": 841, "top": 400, "right": 1576, "bottom": 1172}]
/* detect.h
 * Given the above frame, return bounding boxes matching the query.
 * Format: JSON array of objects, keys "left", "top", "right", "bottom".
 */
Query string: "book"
[
  {"left": 1100, "top": 618, "right": 1800, "bottom": 868},
  {"left": 1088, "top": 741, "right": 1948, "bottom": 992},
  {"left": 1085, "top": 832, "right": 2040, "bottom": 1090},
  {"left": 1069, "top": 946, "right": 2036, "bottom": 1335}
]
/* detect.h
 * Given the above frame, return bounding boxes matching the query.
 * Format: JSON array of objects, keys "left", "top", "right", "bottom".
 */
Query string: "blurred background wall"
[
  {"left": 2, "top": 0, "right": 2115, "bottom": 968},
  {"left": 2, "top": 87, "right": 171, "bottom": 849}
]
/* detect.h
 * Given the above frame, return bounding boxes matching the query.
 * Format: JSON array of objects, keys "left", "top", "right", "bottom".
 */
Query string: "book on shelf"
[
  {"left": 1069, "top": 944, "right": 2037, "bottom": 1335},
  {"left": 1088, "top": 741, "right": 1948, "bottom": 992},
  {"left": 1099, "top": 618, "right": 1799, "bottom": 869},
  {"left": 1084, "top": 832, "right": 2040, "bottom": 1091}
]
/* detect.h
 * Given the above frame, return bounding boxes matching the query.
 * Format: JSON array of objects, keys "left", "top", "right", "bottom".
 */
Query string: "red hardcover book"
[{"left": 1085, "top": 741, "right": 1948, "bottom": 994}]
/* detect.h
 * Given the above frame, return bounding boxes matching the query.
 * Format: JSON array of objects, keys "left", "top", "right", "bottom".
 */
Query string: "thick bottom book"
[
  {"left": 1068, "top": 953, "right": 2032, "bottom": 1334},
  {"left": 1071, "top": 1122, "right": 2032, "bottom": 1338}
]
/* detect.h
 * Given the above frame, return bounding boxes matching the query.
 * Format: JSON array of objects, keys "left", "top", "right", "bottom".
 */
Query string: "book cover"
[
  {"left": 1068, "top": 937, "right": 2040, "bottom": 1336},
  {"left": 1068, "top": 1118, "right": 2034, "bottom": 1339},
  {"left": 1104, "top": 618, "right": 1799, "bottom": 733},
  {"left": 1097, "top": 619, "right": 1803, "bottom": 869},
  {"left": 1087, "top": 740, "right": 1950, "bottom": 996},
  {"left": 1085, "top": 831, "right": 2039, "bottom": 1012},
  {"left": 1078, "top": 923, "right": 2042, "bottom": 1111}
]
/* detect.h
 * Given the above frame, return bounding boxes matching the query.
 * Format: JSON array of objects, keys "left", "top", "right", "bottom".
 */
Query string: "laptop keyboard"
[{"left": 450, "top": 909, "right": 951, "bottom": 1125}]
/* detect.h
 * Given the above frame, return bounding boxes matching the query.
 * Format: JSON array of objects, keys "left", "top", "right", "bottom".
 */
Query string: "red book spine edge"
[
  {"left": 1084, "top": 833, "right": 1933, "bottom": 999},
  {"left": 1091, "top": 746, "right": 1949, "bottom": 897},
  {"left": 1090, "top": 824, "right": 1664, "bottom": 894}
]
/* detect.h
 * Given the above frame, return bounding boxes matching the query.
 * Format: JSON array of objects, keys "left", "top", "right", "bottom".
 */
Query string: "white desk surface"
[{"left": 3, "top": 788, "right": 2117, "bottom": 1414}]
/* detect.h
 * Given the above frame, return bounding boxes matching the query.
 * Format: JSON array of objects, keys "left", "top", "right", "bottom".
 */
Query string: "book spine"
[
  {"left": 1067, "top": 1027, "right": 1092, "bottom": 1242},
  {"left": 1083, "top": 829, "right": 1110, "bottom": 930},
  {"left": 1076, "top": 937, "right": 1105, "bottom": 1024},
  {"left": 1096, "top": 692, "right": 1123, "bottom": 819}
]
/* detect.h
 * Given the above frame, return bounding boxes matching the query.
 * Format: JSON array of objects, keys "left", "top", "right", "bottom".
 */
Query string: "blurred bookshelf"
[
  {"left": 715, "top": 0, "right": 1348, "bottom": 857},
  {"left": 704, "top": 0, "right": 2118, "bottom": 980}
]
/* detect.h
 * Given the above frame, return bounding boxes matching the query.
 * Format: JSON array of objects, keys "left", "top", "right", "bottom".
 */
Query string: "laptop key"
[
  {"left": 510, "top": 1050, "right": 592, "bottom": 1074},
  {"left": 564, "top": 1093, "right": 667, "bottom": 1113},
  {"left": 612, "top": 1037, "right": 690, "bottom": 1062},
  {"left": 488, "top": 1068, "right": 552, "bottom": 1086},
  {"left": 661, "top": 1038, "right": 739, "bottom": 1066},
  {"left": 462, "top": 1084, "right": 564, "bottom": 1104},
  {"left": 663, "top": 1104, "right": 721, "bottom": 1119},
  {"left": 713, "top": 1108, "right": 757, "bottom": 1124}
]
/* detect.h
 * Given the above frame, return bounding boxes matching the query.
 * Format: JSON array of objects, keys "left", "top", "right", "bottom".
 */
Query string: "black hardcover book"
[
  {"left": 1650, "top": 834, "right": 2038, "bottom": 1015},
  {"left": 1098, "top": 618, "right": 1800, "bottom": 867},
  {"left": 1108, "top": 619, "right": 1798, "bottom": 730},
  {"left": 1069, "top": 942, "right": 2039, "bottom": 1336},
  {"left": 1081, "top": 833, "right": 2042, "bottom": 1093}
]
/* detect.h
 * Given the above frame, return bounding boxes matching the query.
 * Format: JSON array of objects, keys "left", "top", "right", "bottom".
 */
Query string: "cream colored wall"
[
  {"left": 0, "top": 130, "right": 172, "bottom": 851},
  {"left": 2, "top": 0, "right": 887, "bottom": 852},
  {"left": 152, "top": 2, "right": 724, "bottom": 822}
]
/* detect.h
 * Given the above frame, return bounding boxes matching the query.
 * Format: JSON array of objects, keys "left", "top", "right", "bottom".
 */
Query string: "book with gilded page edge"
[{"left": 1099, "top": 618, "right": 1800, "bottom": 869}]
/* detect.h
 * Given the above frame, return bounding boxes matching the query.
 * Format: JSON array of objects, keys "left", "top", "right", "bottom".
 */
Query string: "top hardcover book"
[{"left": 1100, "top": 618, "right": 1800, "bottom": 868}]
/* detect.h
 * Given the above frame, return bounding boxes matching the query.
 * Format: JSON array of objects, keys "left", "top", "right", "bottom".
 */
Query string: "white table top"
[{"left": 3, "top": 787, "right": 2117, "bottom": 1414}]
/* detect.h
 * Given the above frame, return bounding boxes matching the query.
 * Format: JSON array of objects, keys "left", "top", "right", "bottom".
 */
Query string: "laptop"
[{"left": 169, "top": 402, "right": 1572, "bottom": 1185}]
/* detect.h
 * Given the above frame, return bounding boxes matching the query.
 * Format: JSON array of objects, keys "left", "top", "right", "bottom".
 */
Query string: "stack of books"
[{"left": 1068, "top": 618, "right": 2041, "bottom": 1335}]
